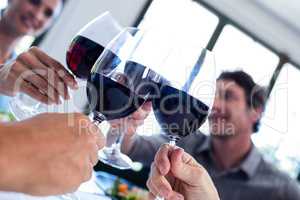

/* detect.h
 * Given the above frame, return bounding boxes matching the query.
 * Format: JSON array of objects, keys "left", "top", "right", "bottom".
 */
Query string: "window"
[
  {"left": 136, "top": 0, "right": 219, "bottom": 136},
  {"left": 214, "top": 25, "right": 279, "bottom": 86},
  {"left": 139, "top": 0, "right": 218, "bottom": 48},
  {"left": 0, "top": 0, "right": 7, "bottom": 9},
  {"left": 252, "top": 64, "right": 300, "bottom": 178}
]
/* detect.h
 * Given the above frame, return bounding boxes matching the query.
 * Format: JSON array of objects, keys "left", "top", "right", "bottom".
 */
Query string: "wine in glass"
[
  {"left": 86, "top": 27, "right": 161, "bottom": 170},
  {"left": 66, "top": 11, "right": 122, "bottom": 80}
]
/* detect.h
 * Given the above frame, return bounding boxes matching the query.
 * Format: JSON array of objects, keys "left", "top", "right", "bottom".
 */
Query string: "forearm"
[
  {"left": 0, "top": 123, "right": 19, "bottom": 191},
  {"left": 0, "top": 123, "right": 30, "bottom": 193}
]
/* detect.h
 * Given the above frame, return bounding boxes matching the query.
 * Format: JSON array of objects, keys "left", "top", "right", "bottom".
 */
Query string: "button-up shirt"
[{"left": 128, "top": 132, "right": 300, "bottom": 200}]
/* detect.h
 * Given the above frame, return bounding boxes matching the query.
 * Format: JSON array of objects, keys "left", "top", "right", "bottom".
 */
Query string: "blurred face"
[
  {"left": 208, "top": 80, "right": 254, "bottom": 138},
  {"left": 3, "top": 0, "right": 62, "bottom": 36}
]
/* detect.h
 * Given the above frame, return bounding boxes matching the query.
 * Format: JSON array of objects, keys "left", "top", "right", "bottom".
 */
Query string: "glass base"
[
  {"left": 98, "top": 147, "right": 133, "bottom": 170},
  {"left": 9, "top": 94, "right": 47, "bottom": 120}
]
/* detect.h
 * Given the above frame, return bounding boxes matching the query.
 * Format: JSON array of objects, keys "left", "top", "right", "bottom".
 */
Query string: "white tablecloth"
[
  {"left": 0, "top": 175, "right": 111, "bottom": 200},
  {"left": 0, "top": 191, "right": 111, "bottom": 200}
]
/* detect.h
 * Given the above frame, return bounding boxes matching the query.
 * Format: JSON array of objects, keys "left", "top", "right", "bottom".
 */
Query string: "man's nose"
[
  {"left": 212, "top": 95, "right": 221, "bottom": 111},
  {"left": 32, "top": 8, "right": 47, "bottom": 28}
]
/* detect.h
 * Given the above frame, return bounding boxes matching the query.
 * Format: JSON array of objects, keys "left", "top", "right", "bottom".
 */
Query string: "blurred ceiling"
[{"left": 195, "top": 0, "right": 300, "bottom": 68}]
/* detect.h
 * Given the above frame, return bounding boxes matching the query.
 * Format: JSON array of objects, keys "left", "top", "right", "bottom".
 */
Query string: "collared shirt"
[{"left": 129, "top": 132, "right": 300, "bottom": 200}]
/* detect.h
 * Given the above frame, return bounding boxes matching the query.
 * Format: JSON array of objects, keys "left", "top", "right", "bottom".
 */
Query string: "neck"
[
  {"left": 211, "top": 131, "right": 252, "bottom": 171},
  {"left": 0, "top": 19, "right": 22, "bottom": 63}
]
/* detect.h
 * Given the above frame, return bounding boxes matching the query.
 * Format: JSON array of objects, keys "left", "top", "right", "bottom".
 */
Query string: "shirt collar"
[
  {"left": 195, "top": 136, "right": 262, "bottom": 179},
  {"left": 239, "top": 145, "right": 262, "bottom": 178}
]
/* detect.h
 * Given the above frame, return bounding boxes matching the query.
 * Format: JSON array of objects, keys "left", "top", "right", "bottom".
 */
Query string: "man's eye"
[
  {"left": 44, "top": 8, "right": 53, "bottom": 18},
  {"left": 28, "top": 0, "right": 41, "bottom": 6}
]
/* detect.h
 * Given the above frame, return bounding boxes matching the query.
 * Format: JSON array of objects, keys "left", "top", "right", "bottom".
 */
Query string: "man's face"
[
  {"left": 208, "top": 80, "right": 255, "bottom": 138},
  {"left": 3, "top": 0, "right": 61, "bottom": 36}
]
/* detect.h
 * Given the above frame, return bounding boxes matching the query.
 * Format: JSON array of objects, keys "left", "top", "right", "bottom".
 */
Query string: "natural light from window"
[
  {"left": 214, "top": 25, "right": 279, "bottom": 87},
  {"left": 253, "top": 64, "right": 300, "bottom": 178},
  {"left": 136, "top": 0, "right": 219, "bottom": 136}
]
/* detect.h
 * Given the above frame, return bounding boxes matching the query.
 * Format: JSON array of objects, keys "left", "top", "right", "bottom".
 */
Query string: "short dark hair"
[{"left": 217, "top": 70, "right": 266, "bottom": 133}]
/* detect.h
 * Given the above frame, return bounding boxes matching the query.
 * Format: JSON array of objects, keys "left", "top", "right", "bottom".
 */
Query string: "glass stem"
[{"left": 169, "top": 135, "right": 180, "bottom": 146}]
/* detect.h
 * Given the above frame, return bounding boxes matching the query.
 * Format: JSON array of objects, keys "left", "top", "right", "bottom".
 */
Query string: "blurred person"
[
  {"left": 118, "top": 70, "right": 300, "bottom": 200},
  {"left": 0, "top": 0, "right": 66, "bottom": 114}
]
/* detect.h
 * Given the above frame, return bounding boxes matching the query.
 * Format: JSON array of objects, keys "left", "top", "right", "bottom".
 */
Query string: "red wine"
[
  {"left": 123, "top": 61, "right": 162, "bottom": 99},
  {"left": 66, "top": 35, "right": 105, "bottom": 79},
  {"left": 153, "top": 85, "right": 209, "bottom": 137},
  {"left": 87, "top": 73, "right": 146, "bottom": 120}
]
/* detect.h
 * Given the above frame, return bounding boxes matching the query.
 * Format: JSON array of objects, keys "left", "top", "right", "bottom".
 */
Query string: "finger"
[
  {"left": 20, "top": 80, "right": 53, "bottom": 104},
  {"left": 13, "top": 60, "right": 60, "bottom": 103},
  {"left": 142, "top": 101, "right": 152, "bottom": 111},
  {"left": 89, "top": 122, "right": 106, "bottom": 150},
  {"left": 148, "top": 192, "right": 156, "bottom": 200},
  {"left": 170, "top": 148, "right": 204, "bottom": 185},
  {"left": 29, "top": 47, "right": 78, "bottom": 89},
  {"left": 154, "top": 144, "right": 172, "bottom": 175},
  {"left": 24, "top": 72, "right": 60, "bottom": 104},
  {"left": 131, "top": 104, "right": 151, "bottom": 120},
  {"left": 82, "top": 157, "right": 93, "bottom": 182},
  {"left": 167, "top": 192, "right": 184, "bottom": 200},
  {"left": 128, "top": 118, "right": 145, "bottom": 127},
  {"left": 147, "top": 178, "right": 166, "bottom": 198},
  {"left": 89, "top": 142, "right": 99, "bottom": 166},
  {"left": 149, "top": 163, "right": 172, "bottom": 198},
  {"left": 20, "top": 53, "right": 70, "bottom": 100}
]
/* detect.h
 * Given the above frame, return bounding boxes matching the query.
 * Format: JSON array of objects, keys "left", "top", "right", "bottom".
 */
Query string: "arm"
[{"left": 0, "top": 113, "right": 105, "bottom": 196}]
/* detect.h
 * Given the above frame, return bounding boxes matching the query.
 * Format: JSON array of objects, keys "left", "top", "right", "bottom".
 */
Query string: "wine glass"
[
  {"left": 66, "top": 11, "right": 123, "bottom": 80},
  {"left": 149, "top": 45, "right": 216, "bottom": 200},
  {"left": 153, "top": 47, "right": 216, "bottom": 143},
  {"left": 86, "top": 27, "right": 161, "bottom": 170},
  {"left": 9, "top": 11, "right": 123, "bottom": 120},
  {"left": 127, "top": 29, "right": 216, "bottom": 147}
]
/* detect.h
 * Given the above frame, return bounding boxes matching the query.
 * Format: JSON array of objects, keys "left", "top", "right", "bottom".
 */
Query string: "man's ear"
[{"left": 250, "top": 107, "right": 264, "bottom": 123}]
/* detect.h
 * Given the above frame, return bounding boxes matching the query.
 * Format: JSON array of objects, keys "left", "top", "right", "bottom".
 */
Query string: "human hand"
[
  {"left": 147, "top": 144, "right": 219, "bottom": 200},
  {"left": 0, "top": 47, "right": 78, "bottom": 104},
  {"left": 0, "top": 113, "right": 105, "bottom": 196}
]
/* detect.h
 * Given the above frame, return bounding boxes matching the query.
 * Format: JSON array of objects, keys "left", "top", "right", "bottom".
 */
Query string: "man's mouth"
[
  {"left": 208, "top": 113, "right": 228, "bottom": 121},
  {"left": 20, "top": 15, "right": 35, "bottom": 30}
]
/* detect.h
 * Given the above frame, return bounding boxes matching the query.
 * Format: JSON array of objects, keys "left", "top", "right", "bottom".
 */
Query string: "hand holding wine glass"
[{"left": 1, "top": 46, "right": 77, "bottom": 103}]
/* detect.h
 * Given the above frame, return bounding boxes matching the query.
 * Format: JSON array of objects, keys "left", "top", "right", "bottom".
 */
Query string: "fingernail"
[
  {"left": 174, "top": 194, "right": 184, "bottom": 200},
  {"left": 161, "top": 189, "right": 170, "bottom": 198},
  {"left": 72, "top": 80, "right": 79, "bottom": 88}
]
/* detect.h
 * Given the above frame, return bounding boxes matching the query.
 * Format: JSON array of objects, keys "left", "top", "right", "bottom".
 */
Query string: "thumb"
[{"left": 170, "top": 148, "right": 204, "bottom": 186}]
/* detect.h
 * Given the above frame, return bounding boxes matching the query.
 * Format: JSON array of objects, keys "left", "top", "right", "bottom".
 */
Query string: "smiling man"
[{"left": 120, "top": 70, "right": 300, "bottom": 200}]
